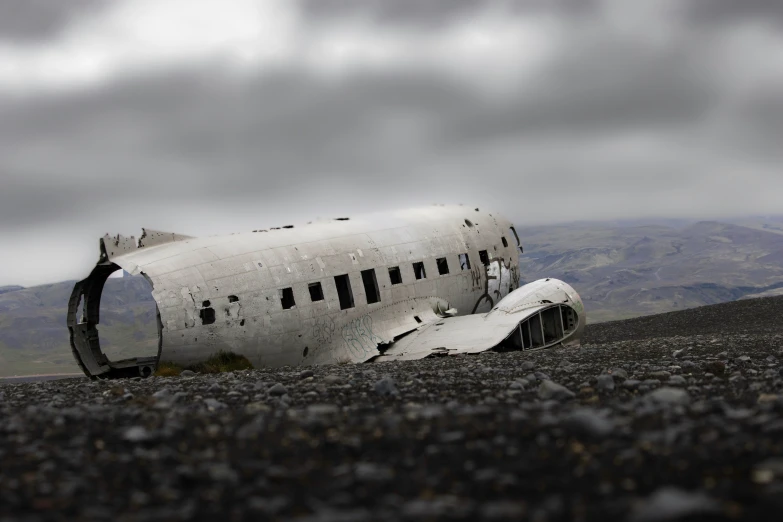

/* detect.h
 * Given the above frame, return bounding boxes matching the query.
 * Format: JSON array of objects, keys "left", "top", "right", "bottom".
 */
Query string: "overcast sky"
[{"left": 1, "top": 0, "right": 782, "bottom": 286}]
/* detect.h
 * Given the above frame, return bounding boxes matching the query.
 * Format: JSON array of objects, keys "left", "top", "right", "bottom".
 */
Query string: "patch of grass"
[
  {"left": 189, "top": 351, "right": 254, "bottom": 374},
  {"left": 154, "top": 351, "right": 254, "bottom": 377},
  {"left": 154, "top": 361, "right": 183, "bottom": 377}
]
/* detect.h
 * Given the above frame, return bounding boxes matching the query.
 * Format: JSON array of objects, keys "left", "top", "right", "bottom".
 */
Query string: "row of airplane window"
[{"left": 278, "top": 248, "right": 495, "bottom": 311}]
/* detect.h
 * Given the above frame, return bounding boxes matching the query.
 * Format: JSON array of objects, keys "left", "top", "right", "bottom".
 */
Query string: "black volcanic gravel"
[{"left": 3, "top": 297, "right": 783, "bottom": 521}]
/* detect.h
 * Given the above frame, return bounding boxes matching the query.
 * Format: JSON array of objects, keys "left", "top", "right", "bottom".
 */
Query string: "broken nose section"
[{"left": 67, "top": 261, "right": 161, "bottom": 380}]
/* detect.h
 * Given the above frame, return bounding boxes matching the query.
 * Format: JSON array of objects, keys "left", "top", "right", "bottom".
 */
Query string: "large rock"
[
  {"left": 538, "top": 380, "right": 575, "bottom": 401},
  {"left": 644, "top": 387, "right": 690, "bottom": 406}
]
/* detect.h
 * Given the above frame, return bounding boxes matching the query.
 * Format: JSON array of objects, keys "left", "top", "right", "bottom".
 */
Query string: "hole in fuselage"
[
  {"left": 98, "top": 271, "right": 161, "bottom": 364},
  {"left": 200, "top": 307, "right": 216, "bottom": 325}
]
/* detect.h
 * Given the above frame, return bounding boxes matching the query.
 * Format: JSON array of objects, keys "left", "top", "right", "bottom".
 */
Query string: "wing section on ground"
[{"left": 373, "top": 278, "right": 585, "bottom": 362}]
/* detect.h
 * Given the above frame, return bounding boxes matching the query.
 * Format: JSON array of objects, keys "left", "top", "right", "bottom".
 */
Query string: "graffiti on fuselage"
[
  {"left": 470, "top": 264, "right": 483, "bottom": 289},
  {"left": 312, "top": 315, "right": 336, "bottom": 345},
  {"left": 342, "top": 315, "right": 384, "bottom": 358},
  {"left": 471, "top": 257, "right": 518, "bottom": 314}
]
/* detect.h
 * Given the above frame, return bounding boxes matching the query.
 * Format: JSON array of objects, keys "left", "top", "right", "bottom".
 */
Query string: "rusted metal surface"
[{"left": 67, "top": 205, "right": 585, "bottom": 378}]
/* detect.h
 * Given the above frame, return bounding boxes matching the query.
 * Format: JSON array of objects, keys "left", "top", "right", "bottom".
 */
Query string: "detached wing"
[{"left": 373, "top": 278, "right": 584, "bottom": 362}]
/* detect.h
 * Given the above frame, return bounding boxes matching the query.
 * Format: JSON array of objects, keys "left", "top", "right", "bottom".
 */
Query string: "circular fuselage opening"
[
  {"left": 99, "top": 271, "right": 160, "bottom": 363},
  {"left": 68, "top": 263, "right": 162, "bottom": 379}
]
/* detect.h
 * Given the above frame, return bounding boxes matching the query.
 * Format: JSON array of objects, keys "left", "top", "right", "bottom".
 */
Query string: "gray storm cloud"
[{"left": 0, "top": 0, "right": 781, "bottom": 285}]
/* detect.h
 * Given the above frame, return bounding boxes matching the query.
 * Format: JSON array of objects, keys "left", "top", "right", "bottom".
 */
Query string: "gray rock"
[
  {"left": 323, "top": 374, "right": 342, "bottom": 385},
  {"left": 538, "top": 380, "right": 575, "bottom": 401},
  {"left": 679, "top": 360, "right": 697, "bottom": 370},
  {"left": 561, "top": 409, "right": 614, "bottom": 439},
  {"left": 479, "top": 501, "right": 526, "bottom": 519},
  {"left": 644, "top": 387, "right": 690, "bottom": 406},
  {"left": 235, "top": 419, "right": 265, "bottom": 440},
  {"left": 152, "top": 387, "right": 172, "bottom": 399},
  {"left": 520, "top": 361, "right": 536, "bottom": 371},
  {"left": 374, "top": 376, "right": 399, "bottom": 397},
  {"left": 354, "top": 462, "right": 393, "bottom": 481},
  {"left": 247, "top": 496, "right": 289, "bottom": 515},
  {"left": 203, "top": 398, "right": 226, "bottom": 410},
  {"left": 622, "top": 379, "right": 641, "bottom": 390},
  {"left": 668, "top": 375, "right": 687, "bottom": 386},
  {"left": 299, "top": 370, "right": 314, "bottom": 380},
  {"left": 207, "top": 463, "right": 238, "bottom": 484},
  {"left": 268, "top": 383, "right": 288, "bottom": 396},
  {"left": 595, "top": 374, "right": 615, "bottom": 392},
  {"left": 122, "top": 426, "right": 153, "bottom": 442},
  {"left": 629, "top": 487, "right": 720, "bottom": 522},
  {"left": 610, "top": 368, "right": 628, "bottom": 381},
  {"left": 752, "top": 458, "right": 783, "bottom": 484},
  {"left": 307, "top": 404, "right": 340, "bottom": 415},
  {"left": 179, "top": 370, "right": 196, "bottom": 377}
]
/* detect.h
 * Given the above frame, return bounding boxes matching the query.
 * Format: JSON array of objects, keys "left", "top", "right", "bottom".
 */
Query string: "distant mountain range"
[
  {"left": 0, "top": 276, "right": 159, "bottom": 377},
  {"left": 2, "top": 216, "right": 782, "bottom": 377},
  {"left": 516, "top": 217, "right": 783, "bottom": 323}
]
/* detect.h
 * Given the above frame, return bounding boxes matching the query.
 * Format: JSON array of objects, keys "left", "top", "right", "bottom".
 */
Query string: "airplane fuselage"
[{"left": 68, "top": 206, "right": 582, "bottom": 379}]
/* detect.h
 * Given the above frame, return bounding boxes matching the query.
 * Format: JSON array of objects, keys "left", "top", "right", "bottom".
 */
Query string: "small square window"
[
  {"left": 501, "top": 236, "right": 508, "bottom": 248},
  {"left": 361, "top": 269, "right": 381, "bottom": 304},
  {"left": 280, "top": 287, "right": 296, "bottom": 309},
  {"left": 478, "top": 250, "right": 489, "bottom": 266},
  {"left": 413, "top": 261, "right": 427, "bottom": 280},
  {"left": 334, "top": 274, "right": 354, "bottom": 310},
  {"left": 388, "top": 266, "right": 403, "bottom": 285},
  {"left": 436, "top": 257, "right": 449, "bottom": 275},
  {"left": 459, "top": 253, "right": 471, "bottom": 271},
  {"left": 308, "top": 282, "right": 324, "bottom": 302}
]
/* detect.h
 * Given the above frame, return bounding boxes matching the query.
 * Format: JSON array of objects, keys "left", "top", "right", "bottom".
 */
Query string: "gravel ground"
[{"left": 3, "top": 297, "right": 783, "bottom": 521}]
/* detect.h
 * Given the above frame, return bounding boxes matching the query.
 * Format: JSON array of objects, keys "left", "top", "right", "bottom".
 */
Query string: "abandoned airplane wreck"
[{"left": 67, "top": 205, "right": 585, "bottom": 379}]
